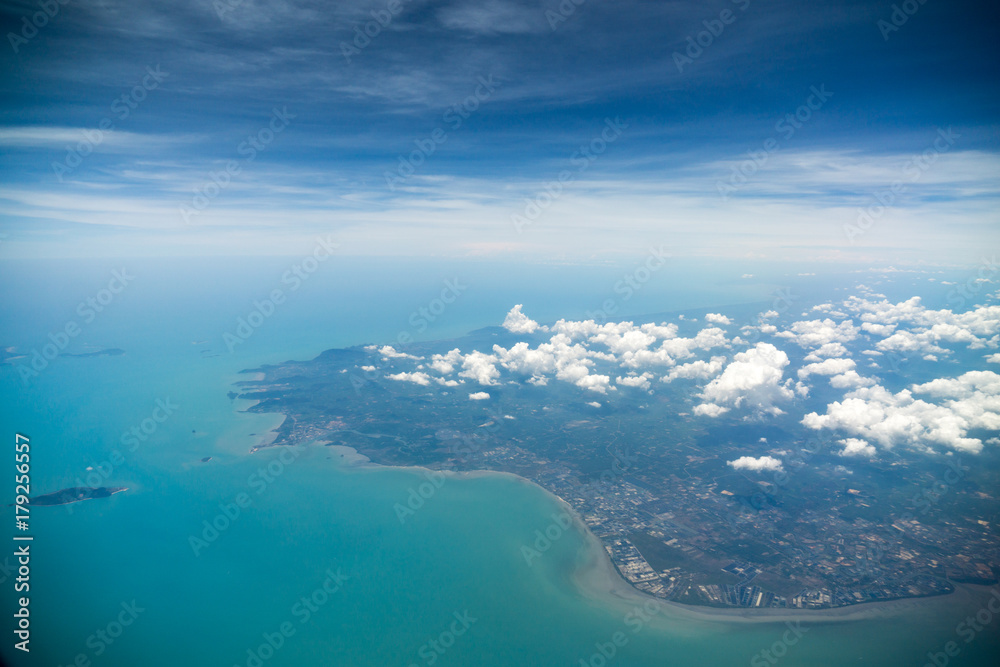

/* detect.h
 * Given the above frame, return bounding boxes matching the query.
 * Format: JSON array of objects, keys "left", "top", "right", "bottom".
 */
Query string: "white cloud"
[
  {"left": 502, "top": 304, "right": 541, "bottom": 334},
  {"left": 838, "top": 438, "right": 876, "bottom": 458},
  {"left": 797, "top": 357, "right": 856, "bottom": 380},
  {"left": 829, "top": 370, "right": 876, "bottom": 389},
  {"left": 803, "top": 342, "right": 849, "bottom": 361},
  {"left": 459, "top": 351, "right": 501, "bottom": 385},
  {"left": 727, "top": 456, "right": 783, "bottom": 472},
  {"left": 775, "top": 318, "right": 859, "bottom": 349},
  {"left": 469, "top": 391, "right": 490, "bottom": 400},
  {"left": 586, "top": 401, "right": 602, "bottom": 408},
  {"left": 430, "top": 348, "right": 463, "bottom": 374},
  {"left": 375, "top": 345, "right": 421, "bottom": 360},
  {"left": 987, "top": 353, "right": 1000, "bottom": 364},
  {"left": 693, "top": 403, "right": 729, "bottom": 417},
  {"left": 616, "top": 373, "right": 652, "bottom": 390},
  {"left": 705, "top": 313, "right": 732, "bottom": 325},
  {"left": 844, "top": 297, "right": 1000, "bottom": 358},
  {"left": 618, "top": 326, "right": 728, "bottom": 369},
  {"left": 802, "top": 372, "right": 1000, "bottom": 454},
  {"left": 696, "top": 343, "right": 794, "bottom": 417},
  {"left": 574, "top": 373, "right": 613, "bottom": 394},
  {"left": 662, "top": 356, "right": 726, "bottom": 383},
  {"left": 493, "top": 341, "right": 557, "bottom": 376},
  {"left": 387, "top": 371, "right": 431, "bottom": 386},
  {"left": 861, "top": 322, "right": 896, "bottom": 337}
]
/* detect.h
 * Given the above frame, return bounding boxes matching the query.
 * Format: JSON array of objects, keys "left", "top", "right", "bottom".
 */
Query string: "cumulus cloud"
[
  {"left": 502, "top": 304, "right": 541, "bottom": 334},
  {"left": 493, "top": 341, "right": 558, "bottom": 376},
  {"left": 374, "top": 345, "right": 421, "bottom": 360},
  {"left": 803, "top": 342, "right": 849, "bottom": 361},
  {"left": 459, "top": 351, "right": 501, "bottom": 385},
  {"left": 696, "top": 343, "right": 794, "bottom": 417},
  {"left": 705, "top": 313, "right": 732, "bottom": 325},
  {"left": 802, "top": 372, "right": 1000, "bottom": 454},
  {"left": 693, "top": 403, "right": 729, "bottom": 417},
  {"left": 616, "top": 325, "right": 728, "bottom": 369},
  {"left": 844, "top": 297, "right": 1000, "bottom": 358},
  {"left": 727, "top": 456, "right": 783, "bottom": 472},
  {"left": 662, "top": 356, "right": 726, "bottom": 383},
  {"left": 573, "top": 372, "right": 613, "bottom": 394},
  {"left": 616, "top": 373, "right": 652, "bottom": 390},
  {"left": 838, "top": 438, "right": 876, "bottom": 457},
  {"left": 469, "top": 391, "right": 490, "bottom": 400},
  {"left": 387, "top": 371, "right": 431, "bottom": 386},
  {"left": 591, "top": 327, "right": 656, "bottom": 355},
  {"left": 775, "top": 319, "right": 859, "bottom": 349},
  {"left": 797, "top": 357, "right": 856, "bottom": 380},
  {"left": 861, "top": 322, "right": 896, "bottom": 337},
  {"left": 430, "top": 348, "right": 463, "bottom": 374},
  {"left": 829, "top": 370, "right": 876, "bottom": 389}
]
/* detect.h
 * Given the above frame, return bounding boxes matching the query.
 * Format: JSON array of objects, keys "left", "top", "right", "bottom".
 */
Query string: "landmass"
[
  {"left": 59, "top": 348, "right": 125, "bottom": 358},
  {"left": 234, "top": 307, "right": 999, "bottom": 611},
  {"left": 26, "top": 486, "right": 127, "bottom": 506}
]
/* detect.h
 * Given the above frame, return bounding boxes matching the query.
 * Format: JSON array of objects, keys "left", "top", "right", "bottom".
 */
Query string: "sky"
[{"left": 0, "top": 0, "right": 998, "bottom": 263}]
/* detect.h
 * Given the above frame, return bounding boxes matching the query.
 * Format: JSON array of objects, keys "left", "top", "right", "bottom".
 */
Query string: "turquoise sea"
[{"left": 1, "top": 256, "right": 999, "bottom": 667}]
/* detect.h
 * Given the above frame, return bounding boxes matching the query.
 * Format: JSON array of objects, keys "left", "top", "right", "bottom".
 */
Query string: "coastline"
[{"left": 242, "top": 434, "right": 972, "bottom": 625}]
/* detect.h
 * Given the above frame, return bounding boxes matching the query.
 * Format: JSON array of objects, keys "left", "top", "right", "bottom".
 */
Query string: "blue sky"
[{"left": 0, "top": 0, "right": 997, "bottom": 262}]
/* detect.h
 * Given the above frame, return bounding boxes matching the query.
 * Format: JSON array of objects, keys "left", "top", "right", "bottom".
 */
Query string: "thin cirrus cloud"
[{"left": 0, "top": 0, "right": 998, "bottom": 258}]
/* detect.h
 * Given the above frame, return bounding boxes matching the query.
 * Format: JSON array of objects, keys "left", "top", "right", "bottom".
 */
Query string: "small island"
[
  {"left": 27, "top": 486, "right": 127, "bottom": 506},
  {"left": 59, "top": 348, "right": 126, "bottom": 358}
]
